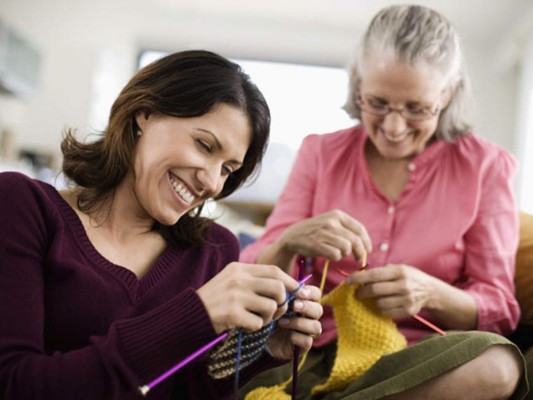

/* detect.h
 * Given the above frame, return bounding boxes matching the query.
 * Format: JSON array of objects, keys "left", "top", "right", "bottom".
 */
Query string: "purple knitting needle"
[
  {"left": 138, "top": 274, "right": 313, "bottom": 396},
  {"left": 139, "top": 332, "right": 229, "bottom": 396}
]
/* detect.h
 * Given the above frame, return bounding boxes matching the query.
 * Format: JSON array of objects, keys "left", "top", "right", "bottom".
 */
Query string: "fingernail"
[{"left": 299, "top": 288, "right": 310, "bottom": 297}]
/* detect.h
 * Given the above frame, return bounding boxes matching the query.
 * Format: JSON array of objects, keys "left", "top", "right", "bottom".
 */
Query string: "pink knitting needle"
[
  {"left": 138, "top": 274, "right": 314, "bottom": 396},
  {"left": 333, "top": 266, "right": 446, "bottom": 336},
  {"left": 413, "top": 314, "right": 446, "bottom": 336}
]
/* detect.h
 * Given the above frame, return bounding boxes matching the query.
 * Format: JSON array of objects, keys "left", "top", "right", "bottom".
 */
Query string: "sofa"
[{"left": 509, "top": 211, "right": 533, "bottom": 353}]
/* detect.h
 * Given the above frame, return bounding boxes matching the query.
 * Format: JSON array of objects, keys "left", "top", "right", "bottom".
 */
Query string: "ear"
[{"left": 134, "top": 109, "right": 151, "bottom": 130}]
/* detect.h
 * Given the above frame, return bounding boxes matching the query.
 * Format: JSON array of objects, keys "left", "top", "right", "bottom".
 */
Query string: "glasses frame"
[{"left": 356, "top": 92, "right": 442, "bottom": 122}]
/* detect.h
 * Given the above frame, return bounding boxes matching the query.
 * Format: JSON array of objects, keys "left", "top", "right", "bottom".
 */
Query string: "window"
[{"left": 138, "top": 51, "right": 352, "bottom": 150}]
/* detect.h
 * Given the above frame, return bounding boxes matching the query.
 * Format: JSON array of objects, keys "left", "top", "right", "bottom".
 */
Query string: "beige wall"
[{"left": 0, "top": 1, "right": 528, "bottom": 166}]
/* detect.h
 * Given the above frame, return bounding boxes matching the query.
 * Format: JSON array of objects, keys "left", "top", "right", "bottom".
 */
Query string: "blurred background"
[{"left": 1, "top": 0, "right": 533, "bottom": 226}]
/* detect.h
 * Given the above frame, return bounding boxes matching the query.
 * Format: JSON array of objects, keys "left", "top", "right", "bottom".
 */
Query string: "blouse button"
[
  {"left": 407, "top": 162, "right": 416, "bottom": 172},
  {"left": 387, "top": 206, "right": 395, "bottom": 214},
  {"left": 379, "top": 242, "right": 389, "bottom": 252}
]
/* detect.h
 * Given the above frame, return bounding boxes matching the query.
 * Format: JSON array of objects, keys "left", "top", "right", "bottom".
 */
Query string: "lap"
[{"left": 239, "top": 331, "right": 530, "bottom": 400}]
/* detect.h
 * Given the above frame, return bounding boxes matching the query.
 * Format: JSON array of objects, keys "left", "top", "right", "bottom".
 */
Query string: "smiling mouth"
[
  {"left": 169, "top": 175, "right": 196, "bottom": 205},
  {"left": 384, "top": 133, "right": 409, "bottom": 143}
]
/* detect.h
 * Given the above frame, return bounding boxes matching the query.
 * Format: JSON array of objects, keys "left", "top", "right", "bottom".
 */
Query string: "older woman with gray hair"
[{"left": 239, "top": 5, "right": 530, "bottom": 399}]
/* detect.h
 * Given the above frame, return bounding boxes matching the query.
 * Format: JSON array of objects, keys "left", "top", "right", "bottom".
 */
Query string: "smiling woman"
[
  {"left": 0, "top": 50, "right": 323, "bottom": 400},
  {"left": 131, "top": 105, "right": 251, "bottom": 226},
  {"left": 239, "top": 5, "right": 530, "bottom": 400}
]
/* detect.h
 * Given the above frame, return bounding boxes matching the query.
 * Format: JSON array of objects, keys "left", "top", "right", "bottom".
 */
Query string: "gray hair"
[{"left": 344, "top": 5, "right": 471, "bottom": 141}]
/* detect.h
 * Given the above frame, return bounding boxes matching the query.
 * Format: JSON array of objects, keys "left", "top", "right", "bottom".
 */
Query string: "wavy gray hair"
[{"left": 344, "top": 5, "right": 471, "bottom": 141}]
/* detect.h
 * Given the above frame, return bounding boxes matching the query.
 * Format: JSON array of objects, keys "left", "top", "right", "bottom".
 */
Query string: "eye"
[
  {"left": 366, "top": 97, "right": 388, "bottom": 110},
  {"left": 196, "top": 138, "right": 212, "bottom": 153},
  {"left": 221, "top": 165, "right": 234, "bottom": 176},
  {"left": 405, "top": 104, "right": 429, "bottom": 115}
]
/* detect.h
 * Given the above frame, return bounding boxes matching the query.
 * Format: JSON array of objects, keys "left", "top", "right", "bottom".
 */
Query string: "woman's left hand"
[
  {"left": 346, "top": 264, "right": 436, "bottom": 319},
  {"left": 266, "top": 284, "right": 323, "bottom": 360}
]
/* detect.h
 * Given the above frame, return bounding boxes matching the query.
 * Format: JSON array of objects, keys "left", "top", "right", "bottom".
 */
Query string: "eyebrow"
[
  {"left": 195, "top": 128, "right": 244, "bottom": 167},
  {"left": 367, "top": 94, "right": 431, "bottom": 106}
]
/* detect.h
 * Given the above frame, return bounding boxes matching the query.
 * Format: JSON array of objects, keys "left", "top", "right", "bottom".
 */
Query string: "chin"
[{"left": 157, "top": 211, "right": 186, "bottom": 227}]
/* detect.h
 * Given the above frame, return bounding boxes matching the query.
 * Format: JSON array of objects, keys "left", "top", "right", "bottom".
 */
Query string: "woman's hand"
[
  {"left": 346, "top": 264, "right": 436, "bottom": 318},
  {"left": 196, "top": 263, "right": 300, "bottom": 334},
  {"left": 277, "top": 209, "right": 372, "bottom": 262},
  {"left": 266, "top": 284, "right": 323, "bottom": 360}
]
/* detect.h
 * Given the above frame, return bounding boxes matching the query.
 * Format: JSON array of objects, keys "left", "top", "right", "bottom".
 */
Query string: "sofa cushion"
[{"left": 516, "top": 211, "right": 533, "bottom": 325}]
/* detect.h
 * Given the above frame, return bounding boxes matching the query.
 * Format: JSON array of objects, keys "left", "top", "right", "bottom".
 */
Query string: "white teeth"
[{"left": 169, "top": 177, "right": 195, "bottom": 204}]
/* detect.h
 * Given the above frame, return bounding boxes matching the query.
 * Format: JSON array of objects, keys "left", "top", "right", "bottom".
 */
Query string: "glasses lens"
[
  {"left": 402, "top": 106, "right": 438, "bottom": 121},
  {"left": 357, "top": 95, "right": 439, "bottom": 122},
  {"left": 358, "top": 101, "right": 388, "bottom": 117},
  {"left": 402, "top": 110, "right": 428, "bottom": 121}
]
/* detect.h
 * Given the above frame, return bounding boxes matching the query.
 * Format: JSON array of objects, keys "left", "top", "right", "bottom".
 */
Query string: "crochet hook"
[{"left": 138, "top": 273, "right": 314, "bottom": 396}]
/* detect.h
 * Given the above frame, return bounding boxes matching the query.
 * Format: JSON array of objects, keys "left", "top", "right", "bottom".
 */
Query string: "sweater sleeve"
[
  {"left": 460, "top": 150, "right": 521, "bottom": 334},
  {"left": 0, "top": 173, "right": 274, "bottom": 399},
  {"left": 240, "top": 134, "right": 320, "bottom": 264}
]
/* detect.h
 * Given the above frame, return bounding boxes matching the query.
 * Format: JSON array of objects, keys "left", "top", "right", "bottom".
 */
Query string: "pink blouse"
[{"left": 240, "top": 125, "right": 520, "bottom": 346}]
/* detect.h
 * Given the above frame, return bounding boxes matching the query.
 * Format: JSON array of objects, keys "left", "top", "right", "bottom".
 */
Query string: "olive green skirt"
[{"left": 239, "top": 331, "right": 531, "bottom": 400}]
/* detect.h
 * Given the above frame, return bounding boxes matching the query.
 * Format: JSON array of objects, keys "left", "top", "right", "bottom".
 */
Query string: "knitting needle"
[
  {"left": 332, "top": 266, "right": 446, "bottom": 336},
  {"left": 291, "top": 258, "right": 307, "bottom": 399},
  {"left": 413, "top": 314, "right": 446, "bottom": 336},
  {"left": 139, "top": 332, "right": 229, "bottom": 396},
  {"left": 333, "top": 265, "right": 350, "bottom": 277},
  {"left": 360, "top": 250, "right": 367, "bottom": 271},
  {"left": 138, "top": 273, "right": 314, "bottom": 396}
]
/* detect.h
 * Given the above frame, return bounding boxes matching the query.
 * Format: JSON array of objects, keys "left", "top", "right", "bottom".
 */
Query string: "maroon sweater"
[{"left": 0, "top": 172, "right": 279, "bottom": 399}]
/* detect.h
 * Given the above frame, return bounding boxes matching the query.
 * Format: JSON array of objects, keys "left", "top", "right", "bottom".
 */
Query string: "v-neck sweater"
[
  {"left": 241, "top": 125, "right": 520, "bottom": 346},
  {"left": 0, "top": 171, "right": 279, "bottom": 399}
]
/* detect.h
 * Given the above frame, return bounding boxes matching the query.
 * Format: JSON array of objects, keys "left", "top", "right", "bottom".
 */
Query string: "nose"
[
  {"left": 196, "top": 165, "right": 221, "bottom": 195},
  {"left": 382, "top": 109, "right": 408, "bottom": 134}
]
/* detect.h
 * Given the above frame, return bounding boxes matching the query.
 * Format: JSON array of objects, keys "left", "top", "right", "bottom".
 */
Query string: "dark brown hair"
[{"left": 61, "top": 50, "right": 270, "bottom": 247}]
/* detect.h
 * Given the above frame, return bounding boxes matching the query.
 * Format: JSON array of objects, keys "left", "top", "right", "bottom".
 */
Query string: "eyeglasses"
[{"left": 356, "top": 94, "right": 441, "bottom": 122}]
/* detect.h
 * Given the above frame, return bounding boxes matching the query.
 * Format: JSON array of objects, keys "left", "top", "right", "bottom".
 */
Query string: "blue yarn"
[
  {"left": 234, "top": 329, "right": 243, "bottom": 399},
  {"left": 233, "top": 285, "right": 302, "bottom": 397},
  {"left": 277, "top": 281, "right": 307, "bottom": 308}
]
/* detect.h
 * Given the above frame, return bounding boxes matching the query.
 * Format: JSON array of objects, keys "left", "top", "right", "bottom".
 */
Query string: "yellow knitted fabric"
[
  {"left": 245, "top": 282, "right": 407, "bottom": 399},
  {"left": 311, "top": 282, "right": 407, "bottom": 394},
  {"left": 244, "top": 383, "right": 291, "bottom": 400}
]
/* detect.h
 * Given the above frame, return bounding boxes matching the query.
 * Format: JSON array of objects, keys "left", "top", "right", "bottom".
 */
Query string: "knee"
[{"left": 477, "top": 345, "right": 523, "bottom": 399}]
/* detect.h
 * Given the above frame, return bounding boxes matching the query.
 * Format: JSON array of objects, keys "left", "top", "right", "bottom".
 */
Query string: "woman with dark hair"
[
  {"left": 0, "top": 50, "right": 322, "bottom": 399},
  {"left": 239, "top": 5, "right": 529, "bottom": 400}
]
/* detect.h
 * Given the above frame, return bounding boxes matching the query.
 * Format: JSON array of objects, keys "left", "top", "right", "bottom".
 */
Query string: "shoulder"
[
  {"left": 297, "top": 125, "right": 363, "bottom": 168},
  {"left": 301, "top": 125, "right": 361, "bottom": 150},
  {"left": 454, "top": 134, "right": 516, "bottom": 174},
  {"left": 0, "top": 170, "right": 36, "bottom": 186},
  {"left": 0, "top": 171, "right": 53, "bottom": 201},
  {"left": 205, "top": 221, "right": 240, "bottom": 258},
  {"left": 0, "top": 172, "right": 61, "bottom": 236}
]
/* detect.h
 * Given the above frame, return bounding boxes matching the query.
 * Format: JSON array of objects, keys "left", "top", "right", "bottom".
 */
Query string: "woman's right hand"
[
  {"left": 277, "top": 209, "right": 372, "bottom": 262},
  {"left": 196, "top": 263, "right": 300, "bottom": 334}
]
